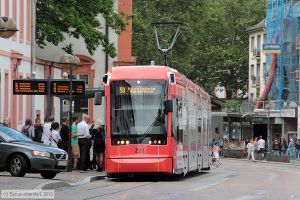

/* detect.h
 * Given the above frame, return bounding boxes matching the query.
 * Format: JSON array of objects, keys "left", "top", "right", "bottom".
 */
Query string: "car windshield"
[
  {"left": 0, "top": 125, "right": 31, "bottom": 142},
  {"left": 110, "top": 80, "right": 168, "bottom": 137}
]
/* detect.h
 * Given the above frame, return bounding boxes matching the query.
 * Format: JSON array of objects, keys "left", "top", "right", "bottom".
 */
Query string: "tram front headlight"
[
  {"left": 126, "top": 140, "right": 130, "bottom": 145},
  {"left": 121, "top": 140, "right": 125, "bottom": 145}
]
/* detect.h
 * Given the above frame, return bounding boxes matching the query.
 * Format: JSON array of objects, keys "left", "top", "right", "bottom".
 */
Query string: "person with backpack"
[
  {"left": 33, "top": 118, "right": 43, "bottom": 143},
  {"left": 272, "top": 139, "right": 281, "bottom": 156},
  {"left": 21, "top": 118, "right": 34, "bottom": 139}
]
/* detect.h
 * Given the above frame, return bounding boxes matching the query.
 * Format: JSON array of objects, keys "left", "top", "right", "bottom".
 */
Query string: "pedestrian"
[
  {"left": 272, "top": 139, "right": 281, "bottom": 156},
  {"left": 49, "top": 122, "right": 62, "bottom": 148},
  {"left": 247, "top": 139, "right": 255, "bottom": 162},
  {"left": 281, "top": 138, "right": 288, "bottom": 156},
  {"left": 21, "top": 118, "right": 35, "bottom": 139},
  {"left": 88, "top": 122, "right": 95, "bottom": 170},
  {"left": 33, "top": 118, "right": 43, "bottom": 143},
  {"left": 77, "top": 115, "right": 91, "bottom": 173},
  {"left": 42, "top": 116, "right": 54, "bottom": 145},
  {"left": 60, "top": 118, "right": 70, "bottom": 152},
  {"left": 213, "top": 143, "right": 222, "bottom": 165},
  {"left": 218, "top": 137, "right": 224, "bottom": 156},
  {"left": 253, "top": 136, "right": 259, "bottom": 151},
  {"left": 212, "top": 139, "right": 217, "bottom": 148},
  {"left": 295, "top": 139, "right": 300, "bottom": 160},
  {"left": 92, "top": 119, "right": 105, "bottom": 172},
  {"left": 3, "top": 117, "right": 11, "bottom": 127},
  {"left": 71, "top": 117, "right": 81, "bottom": 171},
  {"left": 288, "top": 138, "right": 296, "bottom": 162},
  {"left": 257, "top": 136, "right": 265, "bottom": 159}
]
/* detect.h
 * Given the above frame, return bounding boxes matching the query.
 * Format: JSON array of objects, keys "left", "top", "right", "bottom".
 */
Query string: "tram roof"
[
  {"left": 109, "top": 65, "right": 210, "bottom": 101},
  {"left": 110, "top": 65, "right": 178, "bottom": 79}
]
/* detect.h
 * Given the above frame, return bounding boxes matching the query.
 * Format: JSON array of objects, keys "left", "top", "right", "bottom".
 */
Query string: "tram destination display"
[
  {"left": 13, "top": 80, "right": 48, "bottom": 95},
  {"left": 51, "top": 80, "right": 85, "bottom": 96}
]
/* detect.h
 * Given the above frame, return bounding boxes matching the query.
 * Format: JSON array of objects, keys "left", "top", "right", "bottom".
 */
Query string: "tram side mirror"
[
  {"left": 164, "top": 100, "right": 173, "bottom": 113},
  {"left": 94, "top": 91, "right": 103, "bottom": 105}
]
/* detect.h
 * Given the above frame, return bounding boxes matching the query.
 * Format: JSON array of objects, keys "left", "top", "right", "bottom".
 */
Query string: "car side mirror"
[
  {"left": 164, "top": 100, "right": 173, "bottom": 113},
  {"left": 94, "top": 91, "right": 103, "bottom": 105}
]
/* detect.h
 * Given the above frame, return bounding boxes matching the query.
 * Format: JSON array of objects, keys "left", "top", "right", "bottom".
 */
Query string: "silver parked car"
[{"left": 0, "top": 123, "right": 68, "bottom": 179}]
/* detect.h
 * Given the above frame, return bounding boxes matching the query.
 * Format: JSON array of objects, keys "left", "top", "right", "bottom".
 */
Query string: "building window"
[
  {"left": 257, "top": 35, "right": 261, "bottom": 53},
  {"left": 250, "top": 93, "right": 254, "bottom": 101},
  {"left": 79, "top": 74, "right": 89, "bottom": 88},
  {"left": 251, "top": 37, "right": 255, "bottom": 52},
  {"left": 256, "top": 64, "right": 260, "bottom": 85},
  {"left": 251, "top": 65, "right": 255, "bottom": 85},
  {"left": 263, "top": 34, "right": 267, "bottom": 44}
]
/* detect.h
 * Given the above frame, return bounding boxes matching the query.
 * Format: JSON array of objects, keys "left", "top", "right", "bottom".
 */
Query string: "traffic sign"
[
  {"left": 51, "top": 80, "right": 85, "bottom": 95},
  {"left": 13, "top": 80, "right": 48, "bottom": 95},
  {"left": 262, "top": 44, "right": 281, "bottom": 54}
]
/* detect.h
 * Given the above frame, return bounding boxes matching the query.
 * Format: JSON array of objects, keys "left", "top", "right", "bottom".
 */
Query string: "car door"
[{"left": 0, "top": 137, "right": 5, "bottom": 169}]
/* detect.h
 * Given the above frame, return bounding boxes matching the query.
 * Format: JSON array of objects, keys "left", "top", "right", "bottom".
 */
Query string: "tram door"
[{"left": 183, "top": 87, "right": 189, "bottom": 174}]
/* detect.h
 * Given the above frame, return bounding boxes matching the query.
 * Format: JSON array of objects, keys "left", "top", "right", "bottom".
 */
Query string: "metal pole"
[
  {"left": 164, "top": 53, "right": 168, "bottom": 66},
  {"left": 267, "top": 110, "right": 271, "bottom": 152},
  {"left": 67, "top": 66, "right": 73, "bottom": 172},
  {"left": 105, "top": 18, "right": 109, "bottom": 72},
  {"left": 30, "top": 0, "right": 36, "bottom": 120},
  {"left": 60, "top": 98, "right": 63, "bottom": 125},
  {"left": 47, "top": 76, "right": 51, "bottom": 117}
]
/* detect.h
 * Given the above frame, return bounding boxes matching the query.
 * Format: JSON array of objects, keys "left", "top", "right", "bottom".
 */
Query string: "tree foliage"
[
  {"left": 132, "top": 0, "right": 266, "bottom": 98},
  {"left": 36, "top": 0, "right": 128, "bottom": 57}
]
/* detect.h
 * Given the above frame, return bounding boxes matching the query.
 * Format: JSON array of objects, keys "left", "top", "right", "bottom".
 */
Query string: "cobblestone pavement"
[
  {"left": 54, "top": 159, "right": 300, "bottom": 200},
  {"left": 0, "top": 170, "right": 105, "bottom": 190}
]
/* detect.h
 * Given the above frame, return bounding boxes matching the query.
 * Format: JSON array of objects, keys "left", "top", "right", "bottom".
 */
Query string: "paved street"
[
  {"left": 0, "top": 171, "right": 105, "bottom": 190},
  {"left": 53, "top": 159, "right": 300, "bottom": 200}
]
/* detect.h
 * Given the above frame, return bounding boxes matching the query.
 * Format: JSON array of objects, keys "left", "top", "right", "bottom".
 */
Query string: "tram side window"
[
  {"left": 172, "top": 98, "right": 178, "bottom": 139},
  {"left": 174, "top": 97, "right": 183, "bottom": 144}
]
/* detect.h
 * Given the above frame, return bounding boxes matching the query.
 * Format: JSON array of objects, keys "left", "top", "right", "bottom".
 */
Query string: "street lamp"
[
  {"left": 0, "top": 16, "right": 18, "bottom": 38},
  {"left": 265, "top": 104, "right": 272, "bottom": 152},
  {"left": 57, "top": 54, "right": 81, "bottom": 172}
]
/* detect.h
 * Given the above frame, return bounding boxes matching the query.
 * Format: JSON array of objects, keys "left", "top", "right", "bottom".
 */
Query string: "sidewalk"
[
  {"left": 0, "top": 170, "right": 106, "bottom": 190},
  {"left": 224, "top": 157, "right": 300, "bottom": 167}
]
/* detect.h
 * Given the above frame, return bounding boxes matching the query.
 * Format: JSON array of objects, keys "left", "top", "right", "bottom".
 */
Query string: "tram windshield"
[{"left": 110, "top": 80, "right": 168, "bottom": 138}]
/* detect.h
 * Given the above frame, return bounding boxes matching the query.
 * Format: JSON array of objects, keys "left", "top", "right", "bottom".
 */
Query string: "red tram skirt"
[{"left": 106, "top": 157, "right": 172, "bottom": 173}]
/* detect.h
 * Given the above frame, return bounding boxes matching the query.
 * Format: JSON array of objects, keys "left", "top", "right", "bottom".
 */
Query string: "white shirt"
[
  {"left": 258, "top": 139, "right": 265, "bottom": 149},
  {"left": 247, "top": 143, "right": 254, "bottom": 151},
  {"left": 42, "top": 122, "right": 52, "bottom": 145},
  {"left": 77, "top": 121, "right": 91, "bottom": 139},
  {"left": 50, "top": 130, "right": 61, "bottom": 147}
]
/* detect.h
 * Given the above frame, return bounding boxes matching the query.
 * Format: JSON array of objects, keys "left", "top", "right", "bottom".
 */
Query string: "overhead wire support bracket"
[{"left": 151, "top": 21, "right": 183, "bottom": 66}]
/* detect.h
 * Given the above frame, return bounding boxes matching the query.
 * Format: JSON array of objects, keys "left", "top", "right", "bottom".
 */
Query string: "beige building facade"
[{"left": 247, "top": 20, "right": 267, "bottom": 102}]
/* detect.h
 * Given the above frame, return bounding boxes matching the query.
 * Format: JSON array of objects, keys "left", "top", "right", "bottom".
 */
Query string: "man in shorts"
[
  {"left": 71, "top": 117, "right": 80, "bottom": 170},
  {"left": 258, "top": 136, "right": 266, "bottom": 159}
]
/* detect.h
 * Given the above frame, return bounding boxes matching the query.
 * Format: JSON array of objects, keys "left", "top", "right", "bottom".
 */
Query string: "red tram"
[{"left": 101, "top": 66, "right": 212, "bottom": 176}]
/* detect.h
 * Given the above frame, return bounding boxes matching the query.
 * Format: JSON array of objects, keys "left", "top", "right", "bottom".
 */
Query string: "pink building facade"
[{"left": 0, "top": 0, "right": 62, "bottom": 130}]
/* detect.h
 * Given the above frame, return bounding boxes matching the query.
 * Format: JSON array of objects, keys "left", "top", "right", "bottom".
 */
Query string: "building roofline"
[{"left": 246, "top": 19, "right": 266, "bottom": 33}]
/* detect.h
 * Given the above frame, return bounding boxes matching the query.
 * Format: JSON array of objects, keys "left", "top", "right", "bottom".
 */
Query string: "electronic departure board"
[
  {"left": 51, "top": 80, "right": 85, "bottom": 95},
  {"left": 13, "top": 80, "right": 48, "bottom": 95}
]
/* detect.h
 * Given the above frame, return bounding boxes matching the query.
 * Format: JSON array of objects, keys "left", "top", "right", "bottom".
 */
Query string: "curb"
[
  {"left": 34, "top": 175, "right": 106, "bottom": 190},
  {"left": 224, "top": 157, "right": 300, "bottom": 167}
]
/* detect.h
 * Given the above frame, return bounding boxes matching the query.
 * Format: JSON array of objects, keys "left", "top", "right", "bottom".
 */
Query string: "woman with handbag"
[{"left": 92, "top": 119, "right": 105, "bottom": 172}]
